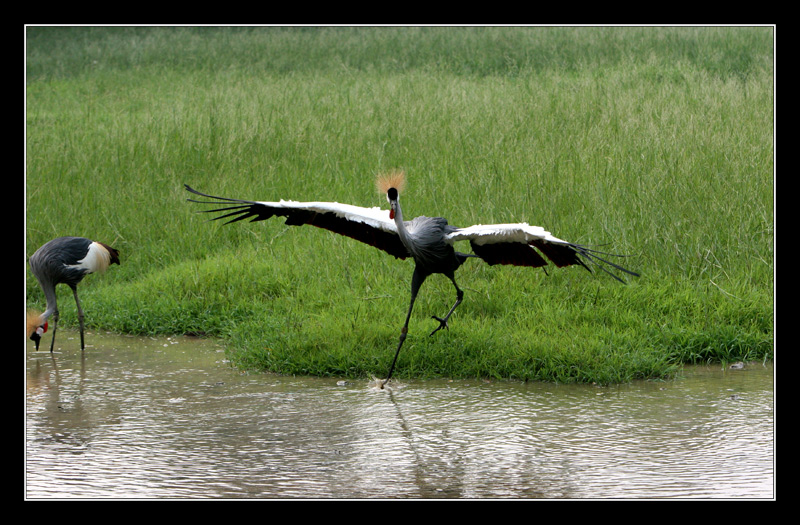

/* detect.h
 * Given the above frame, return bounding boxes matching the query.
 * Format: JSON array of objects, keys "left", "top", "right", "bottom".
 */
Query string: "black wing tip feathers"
[
  {"left": 569, "top": 243, "right": 640, "bottom": 283},
  {"left": 184, "top": 184, "right": 265, "bottom": 224},
  {"left": 185, "top": 184, "right": 231, "bottom": 203},
  {"left": 184, "top": 184, "right": 246, "bottom": 203},
  {"left": 184, "top": 184, "right": 211, "bottom": 201}
]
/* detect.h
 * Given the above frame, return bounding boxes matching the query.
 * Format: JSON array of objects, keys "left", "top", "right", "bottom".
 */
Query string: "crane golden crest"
[
  {"left": 26, "top": 310, "right": 46, "bottom": 341},
  {"left": 375, "top": 170, "right": 407, "bottom": 196}
]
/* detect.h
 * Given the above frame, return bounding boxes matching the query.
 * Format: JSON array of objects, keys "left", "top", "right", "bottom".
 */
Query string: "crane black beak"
[{"left": 30, "top": 323, "right": 46, "bottom": 350}]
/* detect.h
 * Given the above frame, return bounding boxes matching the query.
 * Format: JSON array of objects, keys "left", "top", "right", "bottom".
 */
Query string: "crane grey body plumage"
[
  {"left": 185, "top": 172, "right": 638, "bottom": 388},
  {"left": 28, "top": 236, "right": 120, "bottom": 352}
]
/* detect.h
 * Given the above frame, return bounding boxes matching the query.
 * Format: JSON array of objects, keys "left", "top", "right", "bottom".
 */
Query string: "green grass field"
[{"left": 25, "top": 26, "right": 774, "bottom": 383}]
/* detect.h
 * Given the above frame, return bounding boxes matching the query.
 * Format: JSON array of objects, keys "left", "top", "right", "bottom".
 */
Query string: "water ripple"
[{"left": 26, "top": 333, "right": 773, "bottom": 499}]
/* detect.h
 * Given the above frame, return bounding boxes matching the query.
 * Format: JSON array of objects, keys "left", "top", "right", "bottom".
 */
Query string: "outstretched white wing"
[
  {"left": 185, "top": 185, "right": 409, "bottom": 260},
  {"left": 446, "top": 222, "right": 638, "bottom": 281},
  {"left": 446, "top": 223, "right": 569, "bottom": 246},
  {"left": 186, "top": 185, "right": 638, "bottom": 282}
]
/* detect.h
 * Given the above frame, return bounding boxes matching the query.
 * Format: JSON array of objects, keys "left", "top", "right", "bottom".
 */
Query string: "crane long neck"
[
  {"left": 37, "top": 278, "right": 58, "bottom": 322},
  {"left": 392, "top": 197, "right": 404, "bottom": 223},
  {"left": 390, "top": 196, "right": 412, "bottom": 243}
]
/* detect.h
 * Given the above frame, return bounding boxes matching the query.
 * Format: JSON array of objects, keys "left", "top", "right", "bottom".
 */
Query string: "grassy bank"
[{"left": 25, "top": 26, "right": 774, "bottom": 383}]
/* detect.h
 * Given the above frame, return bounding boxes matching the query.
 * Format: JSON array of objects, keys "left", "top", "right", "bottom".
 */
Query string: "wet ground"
[{"left": 25, "top": 331, "right": 774, "bottom": 499}]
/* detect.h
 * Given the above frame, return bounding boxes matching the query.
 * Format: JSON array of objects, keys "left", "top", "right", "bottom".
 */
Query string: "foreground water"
[{"left": 25, "top": 331, "right": 774, "bottom": 499}]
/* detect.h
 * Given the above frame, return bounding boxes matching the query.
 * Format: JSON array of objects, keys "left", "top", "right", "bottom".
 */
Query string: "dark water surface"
[{"left": 25, "top": 331, "right": 774, "bottom": 499}]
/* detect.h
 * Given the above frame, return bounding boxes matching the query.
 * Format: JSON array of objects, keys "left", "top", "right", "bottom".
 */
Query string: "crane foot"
[{"left": 429, "top": 316, "right": 450, "bottom": 336}]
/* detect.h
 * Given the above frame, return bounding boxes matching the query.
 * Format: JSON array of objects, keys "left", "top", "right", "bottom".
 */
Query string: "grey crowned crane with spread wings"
[{"left": 186, "top": 171, "right": 638, "bottom": 388}]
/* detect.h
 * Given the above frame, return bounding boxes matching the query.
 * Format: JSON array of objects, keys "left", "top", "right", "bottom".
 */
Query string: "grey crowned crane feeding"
[
  {"left": 27, "top": 236, "right": 120, "bottom": 352},
  {"left": 185, "top": 171, "right": 638, "bottom": 388}
]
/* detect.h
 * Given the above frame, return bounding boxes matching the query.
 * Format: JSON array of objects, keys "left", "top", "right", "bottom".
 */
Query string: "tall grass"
[{"left": 25, "top": 26, "right": 774, "bottom": 383}]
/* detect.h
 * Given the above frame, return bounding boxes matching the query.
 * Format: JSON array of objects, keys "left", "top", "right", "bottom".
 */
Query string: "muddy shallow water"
[{"left": 25, "top": 331, "right": 774, "bottom": 499}]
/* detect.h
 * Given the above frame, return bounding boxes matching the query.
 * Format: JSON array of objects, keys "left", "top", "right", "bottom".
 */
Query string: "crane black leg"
[
  {"left": 430, "top": 275, "right": 463, "bottom": 336},
  {"left": 382, "top": 268, "right": 427, "bottom": 389},
  {"left": 49, "top": 310, "right": 59, "bottom": 353},
  {"left": 71, "top": 286, "right": 85, "bottom": 350}
]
